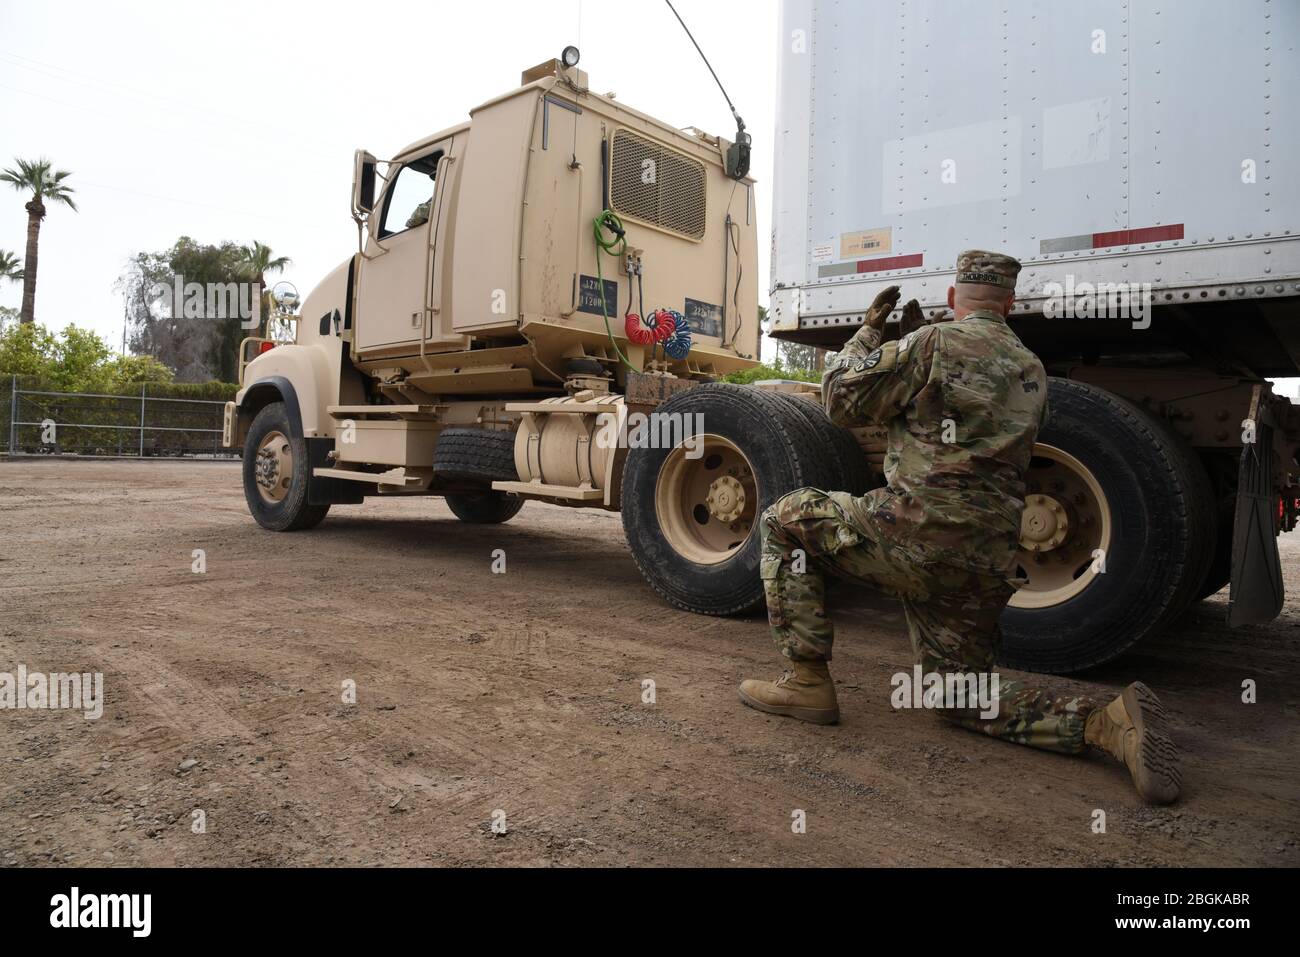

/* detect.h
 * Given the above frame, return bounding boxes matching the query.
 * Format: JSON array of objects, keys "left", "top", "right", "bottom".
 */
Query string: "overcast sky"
[{"left": 0, "top": 0, "right": 778, "bottom": 350}]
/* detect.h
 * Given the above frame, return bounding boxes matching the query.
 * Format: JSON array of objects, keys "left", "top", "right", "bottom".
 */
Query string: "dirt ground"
[{"left": 0, "top": 458, "right": 1296, "bottom": 867}]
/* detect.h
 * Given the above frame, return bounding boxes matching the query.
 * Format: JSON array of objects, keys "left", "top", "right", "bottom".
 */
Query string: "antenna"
[{"left": 663, "top": 0, "right": 751, "bottom": 179}]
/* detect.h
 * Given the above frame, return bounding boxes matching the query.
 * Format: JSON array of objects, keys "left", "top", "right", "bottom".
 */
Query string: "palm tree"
[
  {"left": 236, "top": 240, "right": 292, "bottom": 339},
  {"left": 0, "top": 158, "right": 77, "bottom": 324},
  {"left": 0, "top": 249, "right": 22, "bottom": 284},
  {"left": 235, "top": 240, "right": 290, "bottom": 292}
]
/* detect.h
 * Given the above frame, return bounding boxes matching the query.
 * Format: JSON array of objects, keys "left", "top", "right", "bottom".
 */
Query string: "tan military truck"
[
  {"left": 224, "top": 51, "right": 1296, "bottom": 676},
  {"left": 225, "top": 52, "right": 826, "bottom": 611}
]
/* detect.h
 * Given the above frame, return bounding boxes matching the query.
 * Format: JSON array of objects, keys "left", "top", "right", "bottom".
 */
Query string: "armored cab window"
[{"left": 379, "top": 152, "right": 442, "bottom": 238}]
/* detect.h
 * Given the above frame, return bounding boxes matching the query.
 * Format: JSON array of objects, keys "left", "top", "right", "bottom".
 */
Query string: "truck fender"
[
  {"left": 234, "top": 341, "right": 339, "bottom": 441},
  {"left": 238, "top": 376, "right": 304, "bottom": 439},
  {"left": 235, "top": 375, "right": 362, "bottom": 507}
]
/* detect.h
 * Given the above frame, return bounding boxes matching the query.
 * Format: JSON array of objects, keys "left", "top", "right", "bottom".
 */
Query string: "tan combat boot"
[
  {"left": 739, "top": 660, "right": 840, "bottom": 725},
  {"left": 1084, "top": 681, "right": 1182, "bottom": 805}
]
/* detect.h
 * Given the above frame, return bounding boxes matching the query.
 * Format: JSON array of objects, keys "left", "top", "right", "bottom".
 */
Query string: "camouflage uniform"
[
  {"left": 760, "top": 251, "right": 1099, "bottom": 753},
  {"left": 406, "top": 199, "right": 432, "bottom": 229}
]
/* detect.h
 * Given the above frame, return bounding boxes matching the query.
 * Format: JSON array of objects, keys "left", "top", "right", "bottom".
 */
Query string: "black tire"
[
  {"left": 433, "top": 428, "right": 518, "bottom": 484},
  {"left": 620, "top": 383, "right": 826, "bottom": 616},
  {"left": 1197, "top": 479, "right": 1237, "bottom": 599},
  {"left": 445, "top": 490, "right": 525, "bottom": 524},
  {"left": 769, "top": 390, "right": 874, "bottom": 495},
  {"left": 755, "top": 391, "right": 839, "bottom": 492},
  {"left": 242, "top": 401, "right": 329, "bottom": 532},
  {"left": 999, "top": 379, "right": 1207, "bottom": 673},
  {"left": 1151, "top": 425, "right": 1217, "bottom": 624},
  {"left": 1198, "top": 520, "right": 1234, "bottom": 599}
]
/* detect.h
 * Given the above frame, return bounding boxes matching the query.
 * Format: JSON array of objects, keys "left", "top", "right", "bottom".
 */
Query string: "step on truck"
[
  {"left": 768, "top": 0, "right": 1300, "bottom": 670},
  {"left": 224, "top": 41, "right": 1295, "bottom": 674}
]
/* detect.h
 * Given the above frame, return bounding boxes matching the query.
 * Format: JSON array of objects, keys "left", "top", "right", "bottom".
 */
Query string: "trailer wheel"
[
  {"left": 445, "top": 491, "right": 524, "bottom": 524},
  {"left": 1197, "top": 489, "right": 1237, "bottom": 599},
  {"left": 1000, "top": 379, "right": 1211, "bottom": 673},
  {"left": 621, "top": 384, "right": 826, "bottom": 616},
  {"left": 1198, "top": 523, "right": 1234, "bottom": 599},
  {"left": 242, "top": 401, "right": 329, "bottom": 531},
  {"left": 1151, "top": 425, "right": 1217, "bottom": 624}
]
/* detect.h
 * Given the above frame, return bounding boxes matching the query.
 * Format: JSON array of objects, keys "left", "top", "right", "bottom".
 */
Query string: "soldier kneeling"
[{"left": 739, "top": 251, "right": 1182, "bottom": 806}]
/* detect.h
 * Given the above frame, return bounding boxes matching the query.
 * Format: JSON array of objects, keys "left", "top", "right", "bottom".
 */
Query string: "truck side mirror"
[{"left": 352, "top": 150, "right": 378, "bottom": 217}]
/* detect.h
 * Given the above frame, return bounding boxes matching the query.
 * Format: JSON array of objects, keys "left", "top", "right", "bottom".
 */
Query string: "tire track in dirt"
[{"left": 1, "top": 459, "right": 1297, "bottom": 866}]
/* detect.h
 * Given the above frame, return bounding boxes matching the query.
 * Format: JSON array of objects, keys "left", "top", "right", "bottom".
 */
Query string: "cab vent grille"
[{"left": 610, "top": 129, "right": 707, "bottom": 241}]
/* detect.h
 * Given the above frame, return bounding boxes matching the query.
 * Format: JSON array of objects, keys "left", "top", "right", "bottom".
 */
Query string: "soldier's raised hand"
[
  {"left": 900, "top": 299, "right": 928, "bottom": 337},
  {"left": 865, "top": 285, "right": 901, "bottom": 331}
]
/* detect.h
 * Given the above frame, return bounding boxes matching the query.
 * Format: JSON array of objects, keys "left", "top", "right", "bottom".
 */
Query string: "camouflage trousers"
[{"left": 759, "top": 488, "right": 1099, "bottom": 754}]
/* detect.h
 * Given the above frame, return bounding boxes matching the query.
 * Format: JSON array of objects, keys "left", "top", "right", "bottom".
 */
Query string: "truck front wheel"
[{"left": 242, "top": 401, "right": 330, "bottom": 532}]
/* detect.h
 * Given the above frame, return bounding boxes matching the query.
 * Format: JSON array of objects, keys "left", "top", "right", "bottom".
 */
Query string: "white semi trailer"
[{"left": 770, "top": 0, "right": 1300, "bottom": 671}]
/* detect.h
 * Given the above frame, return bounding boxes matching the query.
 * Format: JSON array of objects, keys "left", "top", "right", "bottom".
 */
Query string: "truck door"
[{"left": 354, "top": 147, "right": 446, "bottom": 352}]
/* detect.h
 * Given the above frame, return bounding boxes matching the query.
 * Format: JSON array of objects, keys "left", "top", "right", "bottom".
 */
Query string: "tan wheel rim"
[
  {"left": 654, "top": 435, "right": 758, "bottom": 565},
  {"left": 254, "top": 430, "right": 294, "bottom": 504},
  {"left": 1009, "top": 443, "right": 1112, "bottom": 609}
]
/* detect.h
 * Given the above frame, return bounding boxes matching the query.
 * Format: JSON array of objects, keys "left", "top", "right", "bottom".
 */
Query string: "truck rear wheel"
[
  {"left": 444, "top": 491, "right": 524, "bottom": 524},
  {"left": 1000, "top": 379, "right": 1214, "bottom": 672},
  {"left": 621, "top": 384, "right": 828, "bottom": 616},
  {"left": 768, "top": 391, "right": 875, "bottom": 495},
  {"left": 242, "top": 401, "right": 329, "bottom": 532}
]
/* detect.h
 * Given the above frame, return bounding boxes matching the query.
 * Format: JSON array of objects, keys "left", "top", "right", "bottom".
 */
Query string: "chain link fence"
[{"left": 1, "top": 375, "right": 239, "bottom": 459}]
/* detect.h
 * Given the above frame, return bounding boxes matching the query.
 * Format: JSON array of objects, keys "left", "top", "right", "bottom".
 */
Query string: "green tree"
[
  {"left": 49, "top": 324, "right": 113, "bottom": 391},
  {"left": 758, "top": 302, "right": 833, "bottom": 374},
  {"left": 0, "top": 321, "right": 57, "bottom": 377},
  {"left": 236, "top": 240, "right": 292, "bottom": 341},
  {"left": 0, "top": 322, "right": 175, "bottom": 391},
  {"left": 119, "top": 237, "right": 250, "bottom": 382},
  {"left": 721, "top": 361, "right": 821, "bottom": 385},
  {"left": 777, "top": 339, "right": 827, "bottom": 374},
  {"left": 103, "top": 354, "right": 174, "bottom": 388},
  {"left": 1, "top": 252, "right": 24, "bottom": 335},
  {"left": 0, "top": 158, "right": 77, "bottom": 324},
  {"left": 235, "top": 240, "right": 290, "bottom": 292},
  {"left": 0, "top": 249, "right": 22, "bottom": 284}
]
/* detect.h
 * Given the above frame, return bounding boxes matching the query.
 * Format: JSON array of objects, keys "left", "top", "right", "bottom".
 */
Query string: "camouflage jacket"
[{"left": 821, "top": 309, "right": 1048, "bottom": 575}]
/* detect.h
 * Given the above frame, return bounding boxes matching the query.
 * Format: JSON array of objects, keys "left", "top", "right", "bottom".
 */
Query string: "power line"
[
  {"left": 76, "top": 179, "right": 337, "bottom": 229},
  {"left": 0, "top": 49, "right": 356, "bottom": 154}
]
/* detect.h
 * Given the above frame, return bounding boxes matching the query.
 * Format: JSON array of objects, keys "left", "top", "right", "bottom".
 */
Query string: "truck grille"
[{"left": 610, "top": 129, "right": 707, "bottom": 241}]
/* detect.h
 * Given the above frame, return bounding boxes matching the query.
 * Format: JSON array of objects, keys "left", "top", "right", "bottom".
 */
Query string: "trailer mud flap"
[{"left": 1227, "top": 396, "right": 1284, "bottom": 627}]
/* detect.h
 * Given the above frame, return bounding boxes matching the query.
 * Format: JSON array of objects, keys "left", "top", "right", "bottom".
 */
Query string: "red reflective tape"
[
  {"left": 855, "top": 253, "right": 923, "bottom": 273},
  {"left": 1092, "top": 224, "right": 1184, "bottom": 248}
]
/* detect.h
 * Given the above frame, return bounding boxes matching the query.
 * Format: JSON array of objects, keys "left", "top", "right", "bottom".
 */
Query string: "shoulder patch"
[
  {"left": 855, "top": 349, "right": 884, "bottom": 372},
  {"left": 843, "top": 340, "right": 899, "bottom": 378}
]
